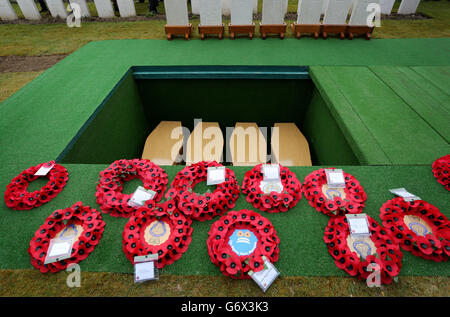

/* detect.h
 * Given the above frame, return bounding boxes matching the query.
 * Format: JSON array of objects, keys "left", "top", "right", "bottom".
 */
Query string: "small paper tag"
[
  {"left": 128, "top": 186, "right": 156, "bottom": 207},
  {"left": 207, "top": 166, "right": 226, "bottom": 185},
  {"left": 248, "top": 256, "right": 280, "bottom": 293},
  {"left": 346, "top": 213, "right": 370, "bottom": 237},
  {"left": 34, "top": 162, "right": 55, "bottom": 176},
  {"left": 325, "top": 169, "right": 346, "bottom": 188},
  {"left": 259, "top": 180, "right": 283, "bottom": 195},
  {"left": 134, "top": 254, "right": 159, "bottom": 283},
  {"left": 44, "top": 237, "right": 75, "bottom": 264},
  {"left": 389, "top": 188, "right": 421, "bottom": 201},
  {"left": 262, "top": 164, "right": 280, "bottom": 182}
]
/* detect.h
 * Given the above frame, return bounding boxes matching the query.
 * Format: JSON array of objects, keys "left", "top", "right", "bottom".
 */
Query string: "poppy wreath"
[
  {"left": 95, "top": 159, "right": 168, "bottom": 217},
  {"left": 380, "top": 197, "right": 450, "bottom": 262},
  {"left": 241, "top": 164, "right": 302, "bottom": 213},
  {"left": 122, "top": 199, "right": 193, "bottom": 268},
  {"left": 302, "top": 168, "right": 367, "bottom": 217},
  {"left": 432, "top": 154, "right": 450, "bottom": 191},
  {"left": 206, "top": 209, "right": 280, "bottom": 279},
  {"left": 28, "top": 202, "right": 105, "bottom": 273},
  {"left": 166, "top": 161, "right": 240, "bottom": 221},
  {"left": 324, "top": 214, "right": 403, "bottom": 285},
  {"left": 4, "top": 161, "right": 68, "bottom": 210}
]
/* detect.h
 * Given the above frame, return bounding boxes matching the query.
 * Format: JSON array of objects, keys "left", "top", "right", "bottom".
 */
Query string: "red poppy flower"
[
  {"left": 302, "top": 168, "right": 366, "bottom": 217},
  {"left": 96, "top": 159, "right": 168, "bottom": 218},
  {"left": 324, "top": 215, "right": 403, "bottom": 285},
  {"left": 241, "top": 164, "right": 302, "bottom": 213},
  {"left": 207, "top": 209, "right": 279, "bottom": 279},
  {"left": 380, "top": 197, "right": 449, "bottom": 262},
  {"left": 28, "top": 202, "right": 105, "bottom": 274},
  {"left": 122, "top": 201, "right": 192, "bottom": 269},
  {"left": 167, "top": 161, "right": 240, "bottom": 221},
  {"left": 4, "top": 161, "right": 69, "bottom": 211}
]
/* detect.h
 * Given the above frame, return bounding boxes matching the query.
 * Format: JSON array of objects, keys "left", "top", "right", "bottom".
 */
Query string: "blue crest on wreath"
[{"left": 228, "top": 229, "right": 258, "bottom": 256}]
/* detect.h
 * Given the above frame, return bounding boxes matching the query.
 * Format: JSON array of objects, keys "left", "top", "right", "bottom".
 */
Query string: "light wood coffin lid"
[
  {"left": 230, "top": 122, "right": 267, "bottom": 166},
  {"left": 186, "top": 121, "right": 224, "bottom": 165},
  {"left": 142, "top": 121, "right": 183, "bottom": 165},
  {"left": 271, "top": 122, "right": 312, "bottom": 166}
]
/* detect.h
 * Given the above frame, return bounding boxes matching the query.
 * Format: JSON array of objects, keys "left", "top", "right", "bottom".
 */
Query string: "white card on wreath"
[
  {"left": 346, "top": 213, "right": 370, "bottom": 237},
  {"left": 134, "top": 254, "right": 159, "bottom": 283},
  {"left": 128, "top": 186, "right": 156, "bottom": 207},
  {"left": 207, "top": 166, "right": 226, "bottom": 185},
  {"left": 44, "top": 237, "right": 75, "bottom": 264},
  {"left": 325, "top": 169, "right": 345, "bottom": 188},
  {"left": 249, "top": 256, "right": 280, "bottom": 292},
  {"left": 34, "top": 162, "right": 55, "bottom": 176},
  {"left": 262, "top": 164, "right": 280, "bottom": 182},
  {"left": 389, "top": 188, "right": 421, "bottom": 201}
]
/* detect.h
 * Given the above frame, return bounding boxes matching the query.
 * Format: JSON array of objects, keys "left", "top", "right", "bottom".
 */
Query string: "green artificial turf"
[
  {"left": 1, "top": 39, "right": 449, "bottom": 169},
  {"left": 0, "top": 163, "right": 449, "bottom": 277},
  {"left": 310, "top": 66, "right": 450, "bottom": 165}
]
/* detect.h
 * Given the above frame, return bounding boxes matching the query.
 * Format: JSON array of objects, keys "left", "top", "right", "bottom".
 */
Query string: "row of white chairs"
[
  {"left": 0, "top": 0, "right": 422, "bottom": 21},
  {"left": 165, "top": 0, "right": 381, "bottom": 40}
]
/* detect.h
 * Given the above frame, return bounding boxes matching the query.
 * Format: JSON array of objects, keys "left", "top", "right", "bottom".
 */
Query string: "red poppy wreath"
[
  {"left": 432, "top": 154, "right": 450, "bottom": 191},
  {"left": 302, "top": 168, "right": 367, "bottom": 217},
  {"left": 95, "top": 159, "right": 168, "bottom": 217},
  {"left": 380, "top": 197, "right": 450, "bottom": 262},
  {"left": 4, "top": 161, "right": 68, "bottom": 210},
  {"left": 122, "top": 199, "right": 193, "bottom": 268},
  {"left": 241, "top": 164, "right": 302, "bottom": 213},
  {"left": 207, "top": 209, "right": 280, "bottom": 279},
  {"left": 28, "top": 202, "right": 105, "bottom": 273},
  {"left": 324, "top": 215, "right": 403, "bottom": 285},
  {"left": 166, "top": 161, "right": 240, "bottom": 221}
]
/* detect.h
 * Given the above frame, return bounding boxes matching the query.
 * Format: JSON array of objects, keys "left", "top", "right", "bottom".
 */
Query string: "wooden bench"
[
  {"left": 271, "top": 123, "right": 312, "bottom": 166},
  {"left": 229, "top": 122, "right": 267, "bottom": 166},
  {"left": 141, "top": 121, "right": 183, "bottom": 165},
  {"left": 185, "top": 122, "right": 224, "bottom": 165}
]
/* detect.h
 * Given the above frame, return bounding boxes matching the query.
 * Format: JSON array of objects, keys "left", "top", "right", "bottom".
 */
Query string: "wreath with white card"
[
  {"left": 302, "top": 168, "right": 367, "bottom": 217},
  {"left": 4, "top": 161, "right": 68, "bottom": 210},
  {"left": 95, "top": 159, "right": 168, "bottom": 217},
  {"left": 122, "top": 199, "right": 193, "bottom": 268},
  {"left": 241, "top": 164, "right": 302, "bottom": 213},
  {"left": 166, "top": 161, "right": 240, "bottom": 221},
  {"left": 207, "top": 209, "right": 280, "bottom": 279},
  {"left": 380, "top": 197, "right": 450, "bottom": 262},
  {"left": 28, "top": 202, "right": 105, "bottom": 273},
  {"left": 324, "top": 214, "right": 403, "bottom": 285}
]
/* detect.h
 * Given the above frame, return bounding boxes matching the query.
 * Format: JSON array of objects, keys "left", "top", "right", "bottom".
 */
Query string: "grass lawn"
[
  {"left": 1, "top": 270, "right": 449, "bottom": 297},
  {"left": 0, "top": 1, "right": 449, "bottom": 56},
  {"left": 0, "top": 0, "right": 449, "bottom": 298},
  {"left": 0, "top": 71, "right": 42, "bottom": 102}
]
